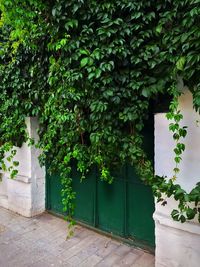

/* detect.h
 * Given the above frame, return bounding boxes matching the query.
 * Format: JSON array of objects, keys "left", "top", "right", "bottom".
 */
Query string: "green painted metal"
[
  {"left": 72, "top": 166, "right": 95, "bottom": 225},
  {"left": 97, "top": 167, "right": 126, "bottom": 237},
  {"left": 46, "top": 120, "right": 155, "bottom": 248},
  {"left": 46, "top": 164, "right": 155, "bottom": 248},
  {"left": 46, "top": 172, "right": 63, "bottom": 214},
  {"left": 126, "top": 164, "right": 155, "bottom": 246}
]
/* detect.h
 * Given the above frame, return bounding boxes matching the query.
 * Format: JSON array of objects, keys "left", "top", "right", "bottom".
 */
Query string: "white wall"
[
  {"left": 0, "top": 117, "right": 45, "bottom": 217},
  {"left": 154, "top": 89, "right": 200, "bottom": 267}
]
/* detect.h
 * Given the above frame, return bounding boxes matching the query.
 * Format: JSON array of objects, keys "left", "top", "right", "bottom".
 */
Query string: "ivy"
[{"left": 0, "top": 0, "right": 200, "bottom": 224}]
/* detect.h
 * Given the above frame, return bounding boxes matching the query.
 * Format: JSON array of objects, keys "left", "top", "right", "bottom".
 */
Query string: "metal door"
[{"left": 46, "top": 120, "right": 155, "bottom": 249}]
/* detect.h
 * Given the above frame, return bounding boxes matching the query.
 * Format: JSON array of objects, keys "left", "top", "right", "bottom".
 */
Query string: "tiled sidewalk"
[{"left": 0, "top": 207, "right": 155, "bottom": 267}]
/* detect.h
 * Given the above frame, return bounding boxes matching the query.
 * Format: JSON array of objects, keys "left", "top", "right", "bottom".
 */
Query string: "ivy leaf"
[
  {"left": 142, "top": 88, "right": 149, "bottom": 97},
  {"left": 80, "top": 57, "right": 89, "bottom": 67},
  {"left": 176, "top": 57, "right": 186, "bottom": 71},
  {"left": 171, "top": 209, "right": 179, "bottom": 221},
  {"left": 79, "top": 49, "right": 89, "bottom": 56},
  {"left": 186, "top": 208, "right": 196, "bottom": 220},
  {"left": 88, "top": 72, "right": 95, "bottom": 80},
  {"left": 180, "top": 215, "right": 186, "bottom": 223},
  {"left": 156, "top": 24, "right": 162, "bottom": 34},
  {"left": 52, "top": 8, "right": 56, "bottom": 17},
  {"left": 174, "top": 188, "right": 185, "bottom": 200}
]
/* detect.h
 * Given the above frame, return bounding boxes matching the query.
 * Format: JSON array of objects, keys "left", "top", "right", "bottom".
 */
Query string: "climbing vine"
[{"left": 0, "top": 0, "right": 200, "bottom": 224}]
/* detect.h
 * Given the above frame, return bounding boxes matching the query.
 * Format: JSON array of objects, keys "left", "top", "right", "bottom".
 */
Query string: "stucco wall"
[
  {"left": 154, "top": 89, "right": 200, "bottom": 267},
  {"left": 0, "top": 117, "right": 45, "bottom": 217}
]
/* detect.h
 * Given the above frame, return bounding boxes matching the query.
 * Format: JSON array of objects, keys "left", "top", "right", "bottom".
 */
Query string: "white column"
[
  {"left": 0, "top": 117, "right": 45, "bottom": 217},
  {"left": 154, "top": 90, "right": 200, "bottom": 267}
]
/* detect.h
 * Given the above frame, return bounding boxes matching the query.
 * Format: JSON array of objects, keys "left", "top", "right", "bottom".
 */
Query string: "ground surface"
[{"left": 0, "top": 207, "right": 155, "bottom": 267}]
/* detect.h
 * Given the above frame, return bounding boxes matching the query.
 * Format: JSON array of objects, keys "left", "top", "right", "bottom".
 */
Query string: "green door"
[
  {"left": 97, "top": 167, "right": 126, "bottom": 237},
  {"left": 46, "top": 121, "right": 155, "bottom": 249},
  {"left": 46, "top": 164, "right": 155, "bottom": 248},
  {"left": 72, "top": 166, "right": 96, "bottom": 226},
  {"left": 126, "top": 165, "right": 155, "bottom": 247}
]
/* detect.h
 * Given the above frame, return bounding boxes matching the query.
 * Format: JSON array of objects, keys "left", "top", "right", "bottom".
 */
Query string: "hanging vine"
[{"left": 0, "top": 0, "right": 200, "bottom": 224}]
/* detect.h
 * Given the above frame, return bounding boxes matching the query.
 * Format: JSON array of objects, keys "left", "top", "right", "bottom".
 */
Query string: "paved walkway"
[{"left": 0, "top": 207, "right": 155, "bottom": 267}]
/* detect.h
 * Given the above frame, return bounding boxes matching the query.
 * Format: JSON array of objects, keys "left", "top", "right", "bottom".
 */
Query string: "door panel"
[
  {"left": 46, "top": 172, "right": 63, "bottom": 215},
  {"left": 72, "top": 166, "right": 95, "bottom": 226},
  {"left": 97, "top": 167, "right": 125, "bottom": 236},
  {"left": 126, "top": 165, "right": 155, "bottom": 246}
]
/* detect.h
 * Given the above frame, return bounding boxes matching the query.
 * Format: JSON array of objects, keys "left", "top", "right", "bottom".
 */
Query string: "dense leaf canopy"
[{"left": 0, "top": 0, "right": 200, "bottom": 223}]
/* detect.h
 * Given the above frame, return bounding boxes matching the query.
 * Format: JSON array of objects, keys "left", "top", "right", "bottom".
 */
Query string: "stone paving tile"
[
  {"left": 113, "top": 251, "right": 142, "bottom": 267},
  {"left": 95, "top": 252, "right": 122, "bottom": 267},
  {"left": 67, "top": 237, "right": 105, "bottom": 266},
  {"left": 0, "top": 228, "right": 20, "bottom": 241},
  {"left": 59, "top": 236, "right": 81, "bottom": 251},
  {"left": 28, "top": 255, "right": 73, "bottom": 267},
  {"left": 0, "top": 207, "right": 155, "bottom": 267},
  {"left": 81, "top": 254, "right": 103, "bottom": 267},
  {"left": 0, "top": 223, "right": 6, "bottom": 233},
  {"left": 95, "top": 240, "right": 120, "bottom": 258},
  {"left": 0, "top": 243, "right": 21, "bottom": 261},
  {"left": 131, "top": 253, "right": 155, "bottom": 267},
  {"left": 60, "top": 234, "right": 100, "bottom": 261},
  {"left": 114, "top": 244, "right": 132, "bottom": 256}
]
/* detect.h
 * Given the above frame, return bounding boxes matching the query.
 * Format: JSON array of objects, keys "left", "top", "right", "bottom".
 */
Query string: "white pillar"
[
  {"left": 154, "top": 90, "right": 200, "bottom": 267},
  {"left": 0, "top": 117, "right": 45, "bottom": 217}
]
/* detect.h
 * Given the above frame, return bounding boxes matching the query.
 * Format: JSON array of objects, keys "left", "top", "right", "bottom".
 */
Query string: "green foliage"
[
  {"left": 163, "top": 85, "right": 200, "bottom": 223},
  {"left": 0, "top": 0, "right": 200, "bottom": 224}
]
